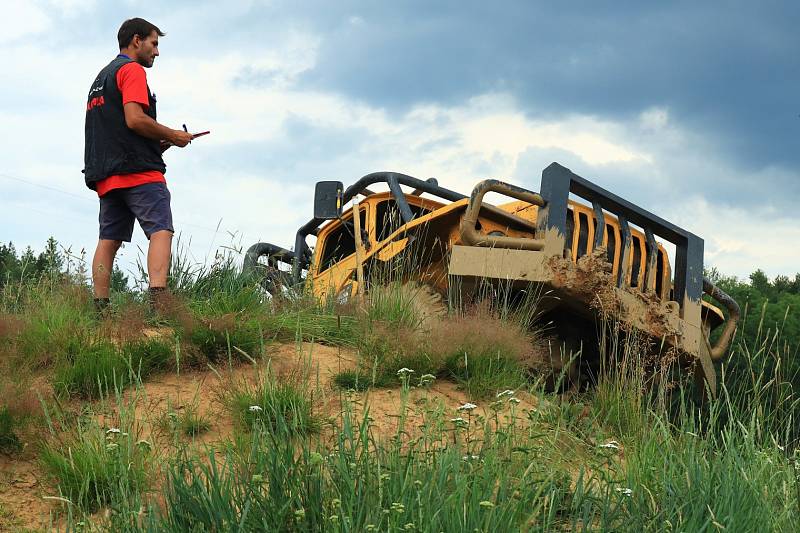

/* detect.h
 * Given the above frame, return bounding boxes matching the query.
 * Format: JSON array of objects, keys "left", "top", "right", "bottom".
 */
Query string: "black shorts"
[{"left": 98, "top": 182, "right": 174, "bottom": 242}]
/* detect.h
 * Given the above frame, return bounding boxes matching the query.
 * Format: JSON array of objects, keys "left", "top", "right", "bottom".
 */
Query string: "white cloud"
[
  {"left": 44, "top": 0, "right": 97, "bottom": 16},
  {"left": 0, "top": 2, "right": 51, "bottom": 44},
  {"left": 664, "top": 197, "right": 800, "bottom": 279}
]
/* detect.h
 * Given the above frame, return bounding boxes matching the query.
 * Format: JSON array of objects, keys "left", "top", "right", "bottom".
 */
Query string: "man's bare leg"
[
  {"left": 148, "top": 230, "right": 173, "bottom": 288},
  {"left": 92, "top": 239, "right": 122, "bottom": 299}
]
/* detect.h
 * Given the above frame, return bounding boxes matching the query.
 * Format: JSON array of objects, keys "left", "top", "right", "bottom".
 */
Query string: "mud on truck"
[{"left": 244, "top": 162, "right": 740, "bottom": 394}]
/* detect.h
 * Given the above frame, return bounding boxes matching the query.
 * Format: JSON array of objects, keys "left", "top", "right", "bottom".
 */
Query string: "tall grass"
[
  {"left": 345, "top": 284, "right": 539, "bottom": 397},
  {"left": 144, "top": 399, "right": 616, "bottom": 532},
  {"left": 3, "top": 238, "right": 799, "bottom": 531},
  {"left": 717, "top": 301, "right": 800, "bottom": 448},
  {"left": 39, "top": 388, "right": 153, "bottom": 515}
]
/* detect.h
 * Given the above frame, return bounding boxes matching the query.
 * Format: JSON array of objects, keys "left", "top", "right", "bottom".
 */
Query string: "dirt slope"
[{"left": 0, "top": 341, "right": 537, "bottom": 530}]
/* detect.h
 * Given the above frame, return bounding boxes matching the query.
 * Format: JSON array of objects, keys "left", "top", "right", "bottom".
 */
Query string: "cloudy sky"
[{"left": 1, "top": 0, "right": 798, "bottom": 282}]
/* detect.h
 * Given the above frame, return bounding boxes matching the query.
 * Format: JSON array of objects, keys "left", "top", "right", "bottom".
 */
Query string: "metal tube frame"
[
  {"left": 536, "top": 162, "right": 705, "bottom": 309},
  {"left": 246, "top": 172, "right": 467, "bottom": 283}
]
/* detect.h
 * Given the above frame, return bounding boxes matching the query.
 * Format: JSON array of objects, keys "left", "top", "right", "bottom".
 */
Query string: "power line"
[
  {"left": 0, "top": 171, "right": 222, "bottom": 233},
  {"left": 0, "top": 173, "right": 92, "bottom": 202}
]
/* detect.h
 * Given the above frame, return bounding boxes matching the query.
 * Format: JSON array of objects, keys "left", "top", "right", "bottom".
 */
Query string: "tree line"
[
  {"left": 709, "top": 268, "right": 800, "bottom": 357},
  {"left": 0, "top": 238, "right": 128, "bottom": 291}
]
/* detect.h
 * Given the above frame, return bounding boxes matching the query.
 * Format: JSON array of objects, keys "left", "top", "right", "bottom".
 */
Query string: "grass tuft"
[
  {"left": 0, "top": 407, "right": 22, "bottom": 454},
  {"left": 39, "top": 418, "right": 151, "bottom": 512},
  {"left": 186, "top": 313, "right": 263, "bottom": 362},
  {"left": 223, "top": 369, "right": 320, "bottom": 436},
  {"left": 332, "top": 370, "right": 373, "bottom": 391},
  {"left": 54, "top": 338, "right": 173, "bottom": 399},
  {"left": 156, "top": 402, "right": 212, "bottom": 438}
]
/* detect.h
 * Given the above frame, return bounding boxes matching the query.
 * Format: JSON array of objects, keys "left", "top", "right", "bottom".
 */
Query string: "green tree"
[{"left": 111, "top": 264, "right": 130, "bottom": 293}]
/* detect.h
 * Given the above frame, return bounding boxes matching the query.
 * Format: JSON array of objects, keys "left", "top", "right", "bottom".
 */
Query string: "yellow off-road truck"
[{"left": 244, "top": 163, "right": 739, "bottom": 393}]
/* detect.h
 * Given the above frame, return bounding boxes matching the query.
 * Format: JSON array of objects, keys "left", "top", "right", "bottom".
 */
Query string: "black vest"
[{"left": 83, "top": 56, "right": 166, "bottom": 190}]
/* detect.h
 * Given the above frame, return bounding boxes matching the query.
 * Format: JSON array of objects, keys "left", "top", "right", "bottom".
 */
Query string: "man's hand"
[
  {"left": 167, "top": 130, "right": 193, "bottom": 147},
  {"left": 123, "top": 102, "right": 194, "bottom": 148}
]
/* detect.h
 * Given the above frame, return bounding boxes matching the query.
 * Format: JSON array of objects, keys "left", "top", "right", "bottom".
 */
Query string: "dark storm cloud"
[
  {"left": 66, "top": 1, "right": 800, "bottom": 204},
  {"left": 283, "top": 1, "right": 799, "bottom": 179},
  {"left": 59, "top": 2, "right": 800, "bottom": 168}
]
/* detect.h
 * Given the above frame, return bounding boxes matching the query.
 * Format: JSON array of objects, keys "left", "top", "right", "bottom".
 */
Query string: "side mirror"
[{"left": 314, "top": 181, "right": 344, "bottom": 220}]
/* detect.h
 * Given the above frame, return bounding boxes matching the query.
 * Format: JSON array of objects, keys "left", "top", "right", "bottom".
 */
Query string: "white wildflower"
[
  {"left": 248, "top": 405, "right": 263, "bottom": 412},
  {"left": 615, "top": 487, "right": 633, "bottom": 497},
  {"left": 599, "top": 440, "right": 620, "bottom": 450},
  {"left": 419, "top": 374, "right": 436, "bottom": 386},
  {"left": 496, "top": 390, "right": 514, "bottom": 398},
  {"left": 396, "top": 368, "right": 415, "bottom": 376},
  {"left": 106, "top": 428, "right": 121, "bottom": 434},
  {"left": 457, "top": 402, "right": 478, "bottom": 412},
  {"left": 462, "top": 454, "right": 480, "bottom": 461},
  {"left": 450, "top": 417, "right": 465, "bottom": 423},
  {"left": 508, "top": 397, "right": 521, "bottom": 404}
]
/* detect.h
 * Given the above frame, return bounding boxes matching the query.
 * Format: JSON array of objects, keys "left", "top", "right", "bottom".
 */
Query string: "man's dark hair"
[{"left": 117, "top": 18, "right": 164, "bottom": 49}]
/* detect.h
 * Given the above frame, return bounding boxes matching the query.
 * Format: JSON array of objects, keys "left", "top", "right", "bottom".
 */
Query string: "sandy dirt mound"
[{"left": 0, "top": 340, "right": 541, "bottom": 529}]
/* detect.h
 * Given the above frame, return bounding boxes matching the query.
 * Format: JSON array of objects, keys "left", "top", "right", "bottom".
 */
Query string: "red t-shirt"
[{"left": 95, "top": 62, "right": 166, "bottom": 197}]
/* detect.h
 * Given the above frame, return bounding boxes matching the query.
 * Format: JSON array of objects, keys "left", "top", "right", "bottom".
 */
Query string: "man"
[{"left": 84, "top": 18, "right": 193, "bottom": 313}]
